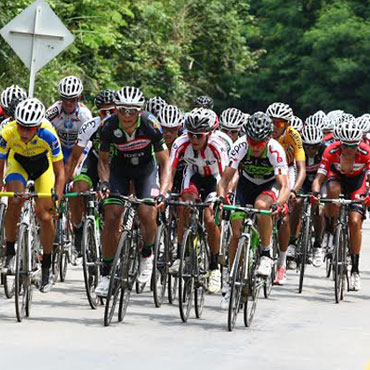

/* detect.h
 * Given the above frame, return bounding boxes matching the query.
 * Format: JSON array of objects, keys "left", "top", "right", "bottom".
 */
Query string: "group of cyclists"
[{"left": 0, "top": 75, "right": 369, "bottom": 316}]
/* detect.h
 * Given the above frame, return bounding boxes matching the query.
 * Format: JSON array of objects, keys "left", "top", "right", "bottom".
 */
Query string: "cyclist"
[
  {"left": 266, "top": 102, "right": 306, "bottom": 284},
  {"left": 290, "top": 115, "right": 303, "bottom": 133},
  {"left": 217, "top": 112, "right": 290, "bottom": 307},
  {"left": 0, "top": 98, "right": 65, "bottom": 292},
  {"left": 194, "top": 95, "right": 214, "bottom": 109},
  {"left": 311, "top": 120, "right": 370, "bottom": 291},
  {"left": 0, "top": 85, "right": 27, "bottom": 125},
  {"left": 290, "top": 124, "right": 326, "bottom": 267},
  {"left": 356, "top": 114, "right": 370, "bottom": 146},
  {"left": 65, "top": 90, "right": 116, "bottom": 255},
  {"left": 219, "top": 108, "right": 245, "bottom": 143},
  {"left": 170, "top": 108, "right": 228, "bottom": 293},
  {"left": 95, "top": 86, "right": 171, "bottom": 296},
  {"left": 145, "top": 96, "right": 167, "bottom": 117},
  {"left": 46, "top": 76, "right": 92, "bottom": 163}
]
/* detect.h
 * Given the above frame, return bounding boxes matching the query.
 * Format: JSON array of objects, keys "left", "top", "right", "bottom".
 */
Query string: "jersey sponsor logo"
[
  {"left": 115, "top": 138, "right": 151, "bottom": 152},
  {"left": 0, "top": 136, "right": 6, "bottom": 149},
  {"left": 269, "top": 147, "right": 283, "bottom": 163},
  {"left": 114, "top": 129, "right": 123, "bottom": 138},
  {"left": 230, "top": 141, "right": 247, "bottom": 156},
  {"left": 64, "top": 119, "right": 74, "bottom": 129},
  {"left": 51, "top": 139, "right": 60, "bottom": 152},
  {"left": 148, "top": 114, "right": 163, "bottom": 133},
  {"left": 79, "top": 119, "right": 97, "bottom": 135},
  {"left": 45, "top": 106, "right": 59, "bottom": 121}
]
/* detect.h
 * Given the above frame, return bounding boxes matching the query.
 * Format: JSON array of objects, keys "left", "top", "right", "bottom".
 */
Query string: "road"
[{"left": 1, "top": 222, "right": 370, "bottom": 370}]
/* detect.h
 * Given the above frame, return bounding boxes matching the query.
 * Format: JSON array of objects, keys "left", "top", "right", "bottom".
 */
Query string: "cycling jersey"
[
  {"left": 363, "top": 134, "right": 370, "bottom": 146},
  {"left": 305, "top": 144, "right": 326, "bottom": 183},
  {"left": 214, "top": 130, "right": 233, "bottom": 154},
  {"left": 100, "top": 111, "right": 166, "bottom": 170},
  {"left": 46, "top": 101, "right": 92, "bottom": 159},
  {"left": 229, "top": 137, "right": 288, "bottom": 185},
  {"left": 278, "top": 126, "right": 305, "bottom": 166},
  {"left": 170, "top": 132, "right": 228, "bottom": 186},
  {"left": 77, "top": 116, "right": 103, "bottom": 157},
  {"left": 318, "top": 142, "right": 370, "bottom": 178}
]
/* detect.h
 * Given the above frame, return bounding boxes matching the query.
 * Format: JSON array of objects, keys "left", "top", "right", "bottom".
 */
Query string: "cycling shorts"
[
  {"left": 182, "top": 174, "right": 217, "bottom": 202},
  {"left": 5, "top": 151, "right": 54, "bottom": 193},
  {"left": 327, "top": 172, "right": 366, "bottom": 215},
  {"left": 74, "top": 152, "right": 98, "bottom": 189},
  {"left": 62, "top": 147, "right": 72, "bottom": 164}
]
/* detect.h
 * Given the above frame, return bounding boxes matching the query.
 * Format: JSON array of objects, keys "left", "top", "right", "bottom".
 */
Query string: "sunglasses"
[
  {"left": 61, "top": 97, "right": 79, "bottom": 103},
  {"left": 17, "top": 123, "right": 38, "bottom": 132},
  {"left": 117, "top": 107, "right": 141, "bottom": 115},
  {"left": 221, "top": 128, "right": 239, "bottom": 134},
  {"left": 272, "top": 119, "right": 288, "bottom": 129},
  {"left": 187, "top": 131, "right": 207, "bottom": 139},
  {"left": 341, "top": 142, "right": 360, "bottom": 148},
  {"left": 99, "top": 107, "right": 116, "bottom": 117},
  {"left": 163, "top": 126, "right": 180, "bottom": 133},
  {"left": 303, "top": 143, "right": 321, "bottom": 149},
  {"left": 247, "top": 137, "right": 268, "bottom": 148}
]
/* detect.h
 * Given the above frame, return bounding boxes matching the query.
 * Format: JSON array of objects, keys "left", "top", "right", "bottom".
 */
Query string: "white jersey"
[
  {"left": 214, "top": 130, "right": 233, "bottom": 153},
  {"left": 170, "top": 132, "right": 229, "bottom": 187},
  {"left": 46, "top": 101, "right": 92, "bottom": 150},
  {"left": 229, "top": 137, "right": 288, "bottom": 185}
]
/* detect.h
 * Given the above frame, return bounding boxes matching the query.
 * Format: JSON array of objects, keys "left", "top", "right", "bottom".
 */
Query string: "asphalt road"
[{"left": 1, "top": 221, "right": 370, "bottom": 370}]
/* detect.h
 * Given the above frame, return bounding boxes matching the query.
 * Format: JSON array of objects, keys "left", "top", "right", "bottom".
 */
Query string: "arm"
[
  {"left": 98, "top": 151, "right": 110, "bottom": 183},
  {"left": 155, "top": 149, "right": 171, "bottom": 196},
  {"left": 0, "top": 158, "right": 5, "bottom": 188},
  {"left": 276, "top": 174, "right": 290, "bottom": 206},
  {"left": 312, "top": 173, "right": 326, "bottom": 194},
  {"left": 65, "top": 145, "right": 84, "bottom": 182},
  {"left": 217, "top": 166, "right": 237, "bottom": 199},
  {"left": 52, "top": 159, "right": 66, "bottom": 200},
  {"left": 293, "top": 160, "right": 306, "bottom": 193}
]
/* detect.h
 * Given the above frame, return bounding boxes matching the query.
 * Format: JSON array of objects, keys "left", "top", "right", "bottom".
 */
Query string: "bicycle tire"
[
  {"left": 0, "top": 203, "right": 13, "bottom": 298},
  {"left": 104, "top": 231, "right": 126, "bottom": 326},
  {"left": 152, "top": 223, "right": 168, "bottom": 308},
  {"left": 244, "top": 247, "right": 260, "bottom": 327},
  {"left": 333, "top": 225, "right": 343, "bottom": 304},
  {"left": 167, "top": 274, "right": 178, "bottom": 304},
  {"left": 340, "top": 230, "right": 348, "bottom": 300},
  {"left": 3, "top": 273, "right": 15, "bottom": 299},
  {"left": 267, "top": 230, "right": 279, "bottom": 292},
  {"left": 298, "top": 213, "right": 311, "bottom": 294},
  {"left": 227, "top": 235, "right": 247, "bottom": 331},
  {"left": 178, "top": 229, "right": 194, "bottom": 322},
  {"left": 82, "top": 219, "right": 100, "bottom": 309},
  {"left": 59, "top": 214, "right": 72, "bottom": 282},
  {"left": 167, "top": 218, "right": 178, "bottom": 304},
  {"left": 194, "top": 234, "right": 209, "bottom": 319},
  {"left": 15, "top": 224, "right": 30, "bottom": 322}
]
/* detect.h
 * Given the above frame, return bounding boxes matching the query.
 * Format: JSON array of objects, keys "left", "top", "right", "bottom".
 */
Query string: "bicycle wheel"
[
  {"left": 3, "top": 273, "right": 15, "bottom": 299},
  {"left": 167, "top": 219, "right": 178, "bottom": 304},
  {"left": 15, "top": 224, "right": 31, "bottom": 322},
  {"left": 227, "top": 235, "right": 248, "bottom": 331},
  {"left": 178, "top": 229, "right": 194, "bottom": 322},
  {"left": 152, "top": 223, "right": 168, "bottom": 308},
  {"left": 340, "top": 230, "right": 349, "bottom": 300},
  {"left": 298, "top": 214, "right": 311, "bottom": 294},
  {"left": 118, "top": 232, "right": 136, "bottom": 322},
  {"left": 194, "top": 234, "right": 209, "bottom": 319},
  {"left": 244, "top": 248, "right": 260, "bottom": 327},
  {"left": 104, "top": 231, "right": 127, "bottom": 326},
  {"left": 333, "top": 225, "right": 344, "bottom": 304},
  {"left": 265, "top": 230, "right": 278, "bottom": 297},
  {"left": 59, "top": 214, "right": 72, "bottom": 282},
  {"left": 82, "top": 219, "right": 100, "bottom": 309}
]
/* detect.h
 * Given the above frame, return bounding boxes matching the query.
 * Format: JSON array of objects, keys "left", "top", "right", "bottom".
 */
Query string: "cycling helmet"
[
  {"left": 194, "top": 95, "right": 214, "bottom": 109},
  {"left": 1, "top": 85, "right": 27, "bottom": 110},
  {"left": 327, "top": 109, "right": 344, "bottom": 121},
  {"left": 305, "top": 114, "right": 326, "bottom": 130},
  {"left": 57, "top": 76, "right": 83, "bottom": 99},
  {"left": 15, "top": 98, "right": 45, "bottom": 127},
  {"left": 114, "top": 86, "right": 145, "bottom": 108},
  {"left": 301, "top": 124, "right": 323, "bottom": 145},
  {"left": 145, "top": 96, "right": 167, "bottom": 115},
  {"left": 245, "top": 112, "right": 273, "bottom": 141},
  {"left": 338, "top": 120, "right": 363, "bottom": 144},
  {"left": 157, "top": 105, "right": 183, "bottom": 128},
  {"left": 266, "top": 102, "right": 293, "bottom": 122},
  {"left": 290, "top": 115, "right": 303, "bottom": 132},
  {"left": 94, "top": 90, "right": 116, "bottom": 108},
  {"left": 185, "top": 108, "right": 216, "bottom": 133},
  {"left": 220, "top": 108, "right": 244, "bottom": 130},
  {"left": 8, "top": 95, "right": 27, "bottom": 119},
  {"left": 355, "top": 114, "right": 370, "bottom": 134}
]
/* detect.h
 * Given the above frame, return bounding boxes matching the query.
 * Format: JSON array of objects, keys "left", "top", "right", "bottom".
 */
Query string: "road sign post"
[{"left": 0, "top": 0, "right": 74, "bottom": 97}]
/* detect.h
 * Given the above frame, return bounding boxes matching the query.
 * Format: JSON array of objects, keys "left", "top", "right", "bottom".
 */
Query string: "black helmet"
[
  {"left": 145, "top": 96, "right": 167, "bottom": 116},
  {"left": 194, "top": 95, "right": 214, "bottom": 109},
  {"left": 8, "top": 95, "right": 27, "bottom": 119},
  {"left": 246, "top": 112, "right": 273, "bottom": 141},
  {"left": 94, "top": 90, "right": 116, "bottom": 109},
  {"left": 185, "top": 108, "right": 216, "bottom": 133}
]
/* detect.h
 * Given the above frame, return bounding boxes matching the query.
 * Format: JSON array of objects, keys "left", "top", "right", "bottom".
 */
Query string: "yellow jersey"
[
  {"left": 0, "top": 119, "right": 63, "bottom": 163},
  {"left": 278, "top": 126, "right": 305, "bottom": 166}
]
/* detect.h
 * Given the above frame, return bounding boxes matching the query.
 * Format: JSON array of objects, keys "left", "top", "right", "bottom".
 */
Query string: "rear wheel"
[
  {"left": 298, "top": 213, "right": 311, "bottom": 293},
  {"left": 333, "top": 225, "right": 344, "bottom": 304}
]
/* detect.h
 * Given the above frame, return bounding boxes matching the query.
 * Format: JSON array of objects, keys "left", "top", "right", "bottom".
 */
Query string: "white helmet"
[
  {"left": 327, "top": 109, "right": 344, "bottom": 121},
  {"left": 57, "top": 76, "right": 83, "bottom": 99},
  {"left": 220, "top": 108, "right": 244, "bottom": 130},
  {"left": 355, "top": 114, "right": 370, "bottom": 134},
  {"left": 15, "top": 98, "right": 45, "bottom": 127},
  {"left": 338, "top": 120, "right": 363, "bottom": 144},
  {"left": 305, "top": 114, "right": 326, "bottom": 130},
  {"left": 266, "top": 102, "right": 293, "bottom": 122},
  {"left": 157, "top": 105, "right": 183, "bottom": 128},
  {"left": 301, "top": 124, "right": 323, "bottom": 145},
  {"left": 339, "top": 112, "right": 355, "bottom": 124},
  {"left": 114, "top": 86, "right": 145, "bottom": 108},
  {"left": 290, "top": 115, "right": 303, "bottom": 132},
  {"left": 1, "top": 85, "right": 27, "bottom": 109}
]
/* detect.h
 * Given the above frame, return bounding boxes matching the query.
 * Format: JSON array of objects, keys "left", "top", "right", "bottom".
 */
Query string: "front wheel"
[{"left": 333, "top": 225, "right": 344, "bottom": 304}]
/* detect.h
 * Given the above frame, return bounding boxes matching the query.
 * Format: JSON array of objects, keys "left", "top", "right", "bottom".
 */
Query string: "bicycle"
[
  {"left": 218, "top": 204, "right": 272, "bottom": 331},
  {"left": 66, "top": 191, "right": 102, "bottom": 309},
  {"left": 320, "top": 197, "right": 360, "bottom": 303},
  {"left": 103, "top": 195, "right": 154, "bottom": 326}
]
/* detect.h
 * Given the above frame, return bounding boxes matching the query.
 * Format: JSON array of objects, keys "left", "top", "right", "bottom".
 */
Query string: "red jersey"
[{"left": 318, "top": 141, "right": 370, "bottom": 178}]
